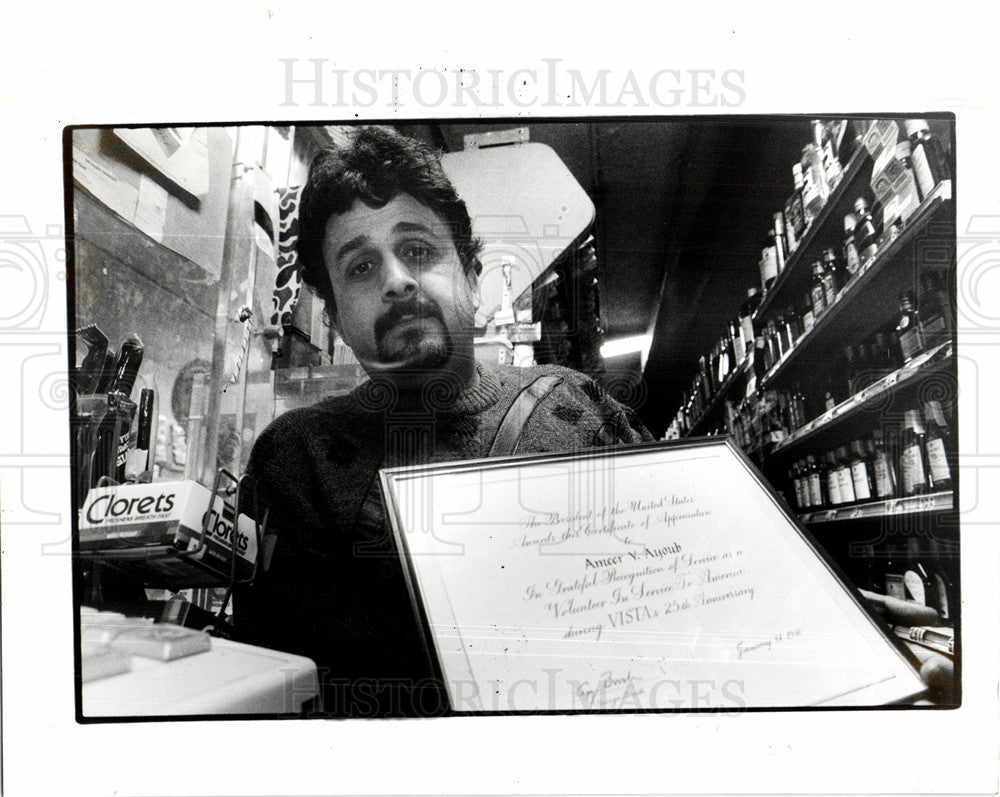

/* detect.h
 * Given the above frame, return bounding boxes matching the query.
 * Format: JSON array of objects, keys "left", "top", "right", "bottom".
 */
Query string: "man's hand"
[{"left": 859, "top": 589, "right": 956, "bottom": 703}]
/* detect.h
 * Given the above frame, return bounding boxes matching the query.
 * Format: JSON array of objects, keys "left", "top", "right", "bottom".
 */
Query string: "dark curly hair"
[{"left": 296, "top": 125, "right": 483, "bottom": 321}]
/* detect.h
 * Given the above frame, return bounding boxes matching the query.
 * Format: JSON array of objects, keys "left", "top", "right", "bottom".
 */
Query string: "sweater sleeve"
[{"left": 232, "top": 413, "right": 343, "bottom": 659}]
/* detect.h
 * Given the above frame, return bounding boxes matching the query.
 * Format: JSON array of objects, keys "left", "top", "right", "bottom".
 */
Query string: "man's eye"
[
  {"left": 402, "top": 243, "right": 433, "bottom": 263},
  {"left": 349, "top": 260, "right": 375, "bottom": 278}
]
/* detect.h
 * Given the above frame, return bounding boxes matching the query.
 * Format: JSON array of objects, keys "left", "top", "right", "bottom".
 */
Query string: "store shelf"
[
  {"left": 687, "top": 358, "right": 749, "bottom": 434},
  {"left": 770, "top": 340, "right": 953, "bottom": 457},
  {"left": 761, "top": 183, "right": 953, "bottom": 392},
  {"left": 798, "top": 490, "right": 954, "bottom": 525},
  {"left": 754, "top": 143, "right": 873, "bottom": 322}
]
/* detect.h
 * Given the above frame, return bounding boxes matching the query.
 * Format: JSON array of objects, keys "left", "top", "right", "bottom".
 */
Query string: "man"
[{"left": 235, "top": 126, "right": 652, "bottom": 718}]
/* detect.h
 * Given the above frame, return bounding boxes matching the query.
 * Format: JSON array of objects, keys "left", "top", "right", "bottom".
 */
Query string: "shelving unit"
[
  {"left": 798, "top": 490, "right": 954, "bottom": 525},
  {"left": 754, "top": 143, "right": 873, "bottom": 322},
  {"left": 664, "top": 117, "right": 958, "bottom": 642},
  {"left": 761, "top": 184, "right": 953, "bottom": 393},
  {"left": 771, "top": 340, "right": 952, "bottom": 458}
]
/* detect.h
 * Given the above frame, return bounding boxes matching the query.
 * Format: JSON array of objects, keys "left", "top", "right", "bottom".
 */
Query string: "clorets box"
[{"left": 78, "top": 480, "right": 258, "bottom": 587}]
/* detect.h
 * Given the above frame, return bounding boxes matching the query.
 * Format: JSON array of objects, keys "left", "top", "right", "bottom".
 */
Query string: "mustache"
[{"left": 374, "top": 297, "right": 445, "bottom": 341}]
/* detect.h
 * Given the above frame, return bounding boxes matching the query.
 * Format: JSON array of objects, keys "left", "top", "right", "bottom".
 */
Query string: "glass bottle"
[
  {"left": 853, "top": 197, "right": 879, "bottom": 265},
  {"left": 729, "top": 319, "right": 746, "bottom": 367},
  {"left": 895, "top": 291, "right": 925, "bottom": 364},
  {"left": 842, "top": 345, "right": 857, "bottom": 396},
  {"left": 805, "top": 453, "right": 825, "bottom": 508},
  {"left": 759, "top": 245, "right": 779, "bottom": 293},
  {"left": 843, "top": 213, "right": 861, "bottom": 279},
  {"left": 900, "top": 409, "right": 930, "bottom": 497},
  {"left": 869, "top": 430, "right": 898, "bottom": 500},
  {"left": 822, "top": 248, "right": 840, "bottom": 305},
  {"left": 800, "top": 294, "right": 815, "bottom": 335},
  {"left": 739, "top": 288, "right": 762, "bottom": 356},
  {"left": 852, "top": 340, "right": 871, "bottom": 393},
  {"left": 810, "top": 261, "right": 828, "bottom": 318},
  {"left": 824, "top": 450, "right": 843, "bottom": 506},
  {"left": 923, "top": 400, "right": 953, "bottom": 491},
  {"left": 789, "top": 460, "right": 806, "bottom": 510},
  {"left": 788, "top": 163, "right": 808, "bottom": 239},
  {"left": 849, "top": 439, "right": 874, "bottom": 503},
  {"left": 835, "top": 445, "right": 857, "bottom": 505},
  {"left": 771, "top": 212, "right": 787, "bottom": 277},
  {"left": 800, "top": 144, "right": 828, "bottom": 225},
  {"left": 919, "top": 271, "right": 954, "bottom": 349},
  {"left": 789, "top": 384, "right": 808, "bottom": 428},
  {"left": 782, "top": 305, "right": 800, "bottom": 351},
  {"left": 904, "top": 119, "right": 951, "bottom": 200}
]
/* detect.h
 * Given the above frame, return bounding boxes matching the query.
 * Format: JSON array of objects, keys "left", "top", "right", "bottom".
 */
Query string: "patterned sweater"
[{"left": 235, "top": 362, "right": 652, "bottom": 717}]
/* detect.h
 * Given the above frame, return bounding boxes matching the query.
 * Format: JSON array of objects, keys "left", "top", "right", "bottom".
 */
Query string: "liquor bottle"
[
  {"left": 739, "top": 288, "right": 762, "bottom": 356},
  {"left": 842, "top": 213, "right": 861, "bottom": 279},
  {"left": 810, "top": 261, "right": 828, "bottom": 318},
  {"left": 824, "top": 450, "right": 843, "bottom": 506},
  {"left": 805, "top": 453, "right": 825, "bottom": 508},
  {"left": 869, "top": 430, "right": 898, "bottom": 499},
  {"left": 853, "top": 197, "right": 879, "bottom": 266},
  {"left": 904, "top": 119, "right": 951, "bottom": 200},
  {"left": 852, "top": 340, "right": 871, "bottom": 393},
  {"left": 919, "top": 271, "right": 953, "bottom": 349},
  {"left": 894, "top": 139, "right": 923, "bottom": 223},
  {"left": 788, "top": 384, "right": 808, "bottom": 428},
  {"left": 772, "top": 212, "right": 787, "bottom": 274},
  {"left": 789, "top": 461, "right": 806, "bottom": 510},
  {"left": 788, "top": 163, "right": 808, "bottom": 237},
  {"left": 900, "top": 409, "right": 930, "bottom": 497},
  {"left": 895, "top": 291, "right": 926, "bottom": 364},
  {"left": 729, "top": 319, "right": 746, "bottom": 366},
  {"left": 782, "top": 305, "right": 800, "bottom": 352},
  {"left": 821, "top": 366, "right": 844, "bottom": 412},
  {"left": 842, "top": 345, "right": 857, "bottom": 395},
  {"left": 822, "top": 248, "right": 841, "bottom": 306},
  {"left": 800, "top": 295, "right": 815, "bottom": 335},
  {"left": 834, "top": 445, "right": 857, "bottom": 505},
  {"left": 849, "top": 439, "right": 874, "bottom": 503},
  {"left": 800, "top": 144, "right": 828, "bottom": 225},
  {"left": 759, "top": 245, "right": 779, "bottom": 293},
  {"left": 871, "top": 332, "right": 900, "bottom": 379},
  {"left": 923, "top": 400, "right": 954, "bottom": 491}
]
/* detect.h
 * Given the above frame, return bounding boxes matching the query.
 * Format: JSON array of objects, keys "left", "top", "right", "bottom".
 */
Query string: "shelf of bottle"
[
  {"left": 798, "top": 490, "right": 954, "bottom": 525},
  {"left": 760, "top": 184, "right": 953, "bottom": 393},
  {"left": 686, "top": 357, "right": 750, "bottom": 435},
  {"left": 754, "top": 143, "right": 873, "bottom": 323},
  {"left": 769, "top": 340, "right": 953, "bottom": 458}
]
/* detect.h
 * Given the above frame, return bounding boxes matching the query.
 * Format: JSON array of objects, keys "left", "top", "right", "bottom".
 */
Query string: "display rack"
[
  {"left": 76, "top": 468, "right": 266, "bottom": 615},
  {"left": 761, "top": 185, "right": 952, "bottom": 392},
  {"left": 663, "top": 118, "right": 958, "bottom": 639}
]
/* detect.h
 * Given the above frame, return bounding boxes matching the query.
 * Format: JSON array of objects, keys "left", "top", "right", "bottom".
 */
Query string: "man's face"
[{"left": 322, "top": 193, "right": 479, "bottom": 380}]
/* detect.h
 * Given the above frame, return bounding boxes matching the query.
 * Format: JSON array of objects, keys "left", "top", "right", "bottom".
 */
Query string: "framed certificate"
[{"left": 380, "top": 438, "right": 928, "bottom": 712}]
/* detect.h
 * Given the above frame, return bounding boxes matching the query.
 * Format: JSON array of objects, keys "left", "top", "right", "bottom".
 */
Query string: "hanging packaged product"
[{"left": 78, "top": 479, "right": 259, "bottom": 586}]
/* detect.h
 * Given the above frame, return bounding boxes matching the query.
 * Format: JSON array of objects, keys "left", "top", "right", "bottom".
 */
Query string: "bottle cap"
[
  {"left": 895, "top": 140, "right": 912, "bottom": 159},
  {"left": 899, "top": 290, "right": 915, "bottom": 306},
  {"left": 904, "top": 119, "right": 931, "bottom": 137},
  {"left": 923, "top": 400, "right": 946, "bottom": 426},
  {"left": 854, "top": 196, "right": 869, "bottom": 214},
  {"left": 844, "top": 212, "right": 857, "bottom": 233},
  {"left": 792, "top": 162, "right": 804, "bottom": 184},
  {"left": 812, "top": 261, "right": 825, "bottom": 275},
  {"left": 823, "top": 248, "right": 836, "bottom": 262},
  {"left": 836, "top": 445, "right": 850, "bottom": 459},
  {"left": 747, "top": 287, "right": 759, "bottom": 298}
]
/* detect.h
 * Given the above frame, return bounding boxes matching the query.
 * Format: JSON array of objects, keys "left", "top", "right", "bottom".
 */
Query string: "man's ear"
[{"left": 466, "top": 262, "right": 481, "bottom": 311}]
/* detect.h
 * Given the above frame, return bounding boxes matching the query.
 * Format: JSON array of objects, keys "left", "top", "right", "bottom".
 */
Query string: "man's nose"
[{"left": 381, "top": 255, "right": 418, "bottom": 301}]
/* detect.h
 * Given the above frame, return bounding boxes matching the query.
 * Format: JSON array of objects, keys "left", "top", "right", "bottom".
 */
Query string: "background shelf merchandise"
[{"left": 661, "top": 117, "right": 958, "bottom": 645}]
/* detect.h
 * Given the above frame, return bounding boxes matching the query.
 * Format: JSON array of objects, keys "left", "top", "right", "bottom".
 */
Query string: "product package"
[{"left": 77, "top": 479, "right": 259, "bottom": 587}]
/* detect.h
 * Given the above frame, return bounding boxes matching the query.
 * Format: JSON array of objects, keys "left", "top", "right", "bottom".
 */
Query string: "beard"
[{"left": 374, "top": 298, "right": 453, "bottom": 370}]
